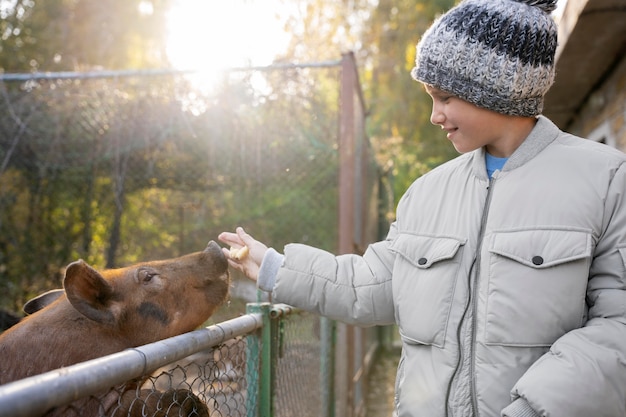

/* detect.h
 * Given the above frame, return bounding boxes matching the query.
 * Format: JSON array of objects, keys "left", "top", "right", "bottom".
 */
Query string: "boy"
[{"left": 220, "top": 0, "right": 626, "bottom": 415}]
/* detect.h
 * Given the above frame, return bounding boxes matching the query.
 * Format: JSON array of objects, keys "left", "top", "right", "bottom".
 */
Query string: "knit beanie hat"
[{"left": 411, "top": 0, "right": 558, "bottom": 117}]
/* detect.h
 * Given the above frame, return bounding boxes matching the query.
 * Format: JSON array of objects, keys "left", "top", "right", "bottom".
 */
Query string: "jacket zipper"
[
  {"left": 470, "top": 176, "right": 497, "bottom": 416},
  {"left": 445, "top": 257, "right": 476, "bottom": 417},
  {"left": 444, "top": 176, "right": 495, "bottom": 417}
]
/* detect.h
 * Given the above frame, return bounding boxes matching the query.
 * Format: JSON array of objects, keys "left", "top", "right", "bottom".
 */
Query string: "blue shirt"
[{"left": 485, "top": 152, "right": 508, "bottom": 178}]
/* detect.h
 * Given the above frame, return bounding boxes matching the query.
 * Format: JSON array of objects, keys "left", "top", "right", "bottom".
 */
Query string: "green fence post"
[
  {"left": 320, "top": 317, "right": 336, "bottom": 417},
  {"left": 246, "top": 302, "right": 273, "bottom": 417}
]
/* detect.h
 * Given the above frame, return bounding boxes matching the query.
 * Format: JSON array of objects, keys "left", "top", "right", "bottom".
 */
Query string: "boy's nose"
[{"left": 430, "top": 105, "right": 445, "bottom": 126}]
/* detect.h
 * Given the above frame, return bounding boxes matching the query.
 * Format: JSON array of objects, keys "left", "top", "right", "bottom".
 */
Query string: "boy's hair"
[{"left": 411, "top": 0, "right": 558, "bottom": 117}]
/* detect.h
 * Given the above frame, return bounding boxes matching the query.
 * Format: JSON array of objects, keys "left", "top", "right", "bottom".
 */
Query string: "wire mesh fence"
[
  {"left": 121, "top": 338, "right": 250, "bottom": 417},
  {"left": 0, "top": 61, "right": 355, "bottom": 312},
  {"left": 272, "top": 311, "right": 324, "bottom": 417},
  {"left": 0, "top": 305, "right": 338, "bottom": 417},
  {"left": 103, "top": 337, "right": 250, "bottom": 417},
  {"left": 0, "top": 311, "right": 261, "bottom": 417},
  {"left": 55, "top": 338, "right": 251, "bottom": 417}
]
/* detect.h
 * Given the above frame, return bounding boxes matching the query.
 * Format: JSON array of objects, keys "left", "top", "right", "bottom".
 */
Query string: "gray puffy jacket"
[{"left": 270, "top": 116, "right": 626, "bottom": 417}]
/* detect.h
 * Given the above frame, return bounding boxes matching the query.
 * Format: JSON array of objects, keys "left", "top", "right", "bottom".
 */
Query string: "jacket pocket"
[
  {"left": 484, "top": 228, "right": 592, "bottom": 346},
  {"left": 390, "top": 233, "right": 465, "bottom": 348}
]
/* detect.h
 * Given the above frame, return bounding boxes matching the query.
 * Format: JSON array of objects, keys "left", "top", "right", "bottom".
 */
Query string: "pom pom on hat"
[
  {"left": 412, "top": 0, "right": 558, "bottom": 117},
  {"left": 513, "top": 0, "right": 558, "bottom": 14}
]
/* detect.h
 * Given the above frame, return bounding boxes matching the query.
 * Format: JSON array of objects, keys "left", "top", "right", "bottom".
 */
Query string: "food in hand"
[{"left": 229, "top": 246, "right": 249, "bottom": 260}]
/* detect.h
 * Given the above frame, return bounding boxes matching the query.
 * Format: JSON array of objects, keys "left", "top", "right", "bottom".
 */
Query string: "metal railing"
[{"left": 0, "top": 303, "right": 328, "bottom": 417}]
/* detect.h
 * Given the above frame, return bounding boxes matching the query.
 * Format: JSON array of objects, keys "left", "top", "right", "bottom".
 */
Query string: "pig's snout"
[
  {"left": 206, "top": 240, "right": 222, "bottom": 253},
  {"left": 205, "top": 240, "right": 229, "bottom": 275}
]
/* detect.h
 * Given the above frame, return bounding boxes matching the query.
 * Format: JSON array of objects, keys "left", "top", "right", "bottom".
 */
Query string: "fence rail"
[{"left": 0, "top": 312, "right": 264, "bottom": 416}]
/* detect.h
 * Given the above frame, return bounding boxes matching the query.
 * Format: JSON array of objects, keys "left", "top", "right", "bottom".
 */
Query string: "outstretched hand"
[{"left": 218, "top": 227, "right": 268, "bottom": 281}]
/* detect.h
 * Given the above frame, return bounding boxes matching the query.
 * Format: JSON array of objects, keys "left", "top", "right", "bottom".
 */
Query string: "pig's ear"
[
  {"left": 64, "top": 260, "right": 116, "bottom": 325},
  {"left": 23, "top": 289, "right": 65, "bottom": 315}
]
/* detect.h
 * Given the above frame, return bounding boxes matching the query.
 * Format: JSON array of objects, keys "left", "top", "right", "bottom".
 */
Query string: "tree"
[
  {"left": 274, "top": 0, "right": 458, "bottom": 205},
  {"left": 0, "top": 0, "right": 171, "bottom": 72},
  {"left": 362, "top": 0, "right": 458, "bottom": 201}
]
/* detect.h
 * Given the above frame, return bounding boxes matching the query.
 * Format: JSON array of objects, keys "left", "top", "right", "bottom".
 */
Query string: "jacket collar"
[{"left": 472, "top": 115, "right": 561, "bottom": 179}]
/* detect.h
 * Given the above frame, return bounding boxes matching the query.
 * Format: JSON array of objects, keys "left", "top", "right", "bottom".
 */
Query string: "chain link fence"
[
  {"left": 0, "top": 305, "right": 338, "bottom": 417},
  {"left": 0, "top": 60, "right": 365, "bottom": 312},
  {"left": 52, "top": 339, "right": 250, "bottom": 417}
]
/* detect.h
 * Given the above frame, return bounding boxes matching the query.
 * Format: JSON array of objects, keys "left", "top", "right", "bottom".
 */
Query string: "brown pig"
[{"left": 0, "top": 241, "right": 230, "bottom": 416}]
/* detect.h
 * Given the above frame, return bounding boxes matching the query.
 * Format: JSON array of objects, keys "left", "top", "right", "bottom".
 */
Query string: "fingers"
[
  {"left": 218, "top": 227, "right": 255, "bottom": 252},
  {"left": 235, "top": 227, "right": 254, "bottom": 245},
  {"left": 218, "top": 231, "right": 243, "bottom": 248},
  {"left": 218, "top": 227, "right": 266, "bottom": 282}
]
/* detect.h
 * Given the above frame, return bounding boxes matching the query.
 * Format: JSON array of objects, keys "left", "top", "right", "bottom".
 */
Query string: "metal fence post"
[
  {"left": 320, "top": 316, "right": 336, "bottom": 417},
  {"left": 246, "top": 302, "right": 273, "bottom": 417},
  {"left": 338, "top": 50, "right": 357, "bottom": 417}
]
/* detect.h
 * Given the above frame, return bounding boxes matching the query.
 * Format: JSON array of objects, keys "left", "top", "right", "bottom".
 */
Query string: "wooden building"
[{"left": 543, "top": 0, "right": 626, "bottom": 150}]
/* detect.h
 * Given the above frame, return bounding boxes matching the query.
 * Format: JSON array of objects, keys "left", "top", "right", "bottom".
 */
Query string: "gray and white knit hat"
[{"left": 411, "top": 0, "right": 558, "bottom": 117}]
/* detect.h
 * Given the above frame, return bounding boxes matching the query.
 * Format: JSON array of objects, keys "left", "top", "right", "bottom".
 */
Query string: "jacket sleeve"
[
  {"left": 271, "top": 224, "right": 398, "bottom": 326},
  {"left": 504, "top": 162, "right": 626, "bottom": 417}
]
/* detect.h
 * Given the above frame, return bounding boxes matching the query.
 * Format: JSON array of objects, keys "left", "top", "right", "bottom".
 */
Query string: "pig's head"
[{"left": 63, "top": 241, "right": 230, "bottom": 346}]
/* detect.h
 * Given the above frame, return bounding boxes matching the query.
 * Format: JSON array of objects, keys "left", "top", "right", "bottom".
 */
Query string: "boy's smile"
[{"left": 424, "top": 84, "right": 537, "bottom": 158}]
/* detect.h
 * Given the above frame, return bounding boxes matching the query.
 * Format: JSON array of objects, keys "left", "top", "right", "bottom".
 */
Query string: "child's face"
[{"left": 424, "top": 85, "right": 515, "bottom": 157}]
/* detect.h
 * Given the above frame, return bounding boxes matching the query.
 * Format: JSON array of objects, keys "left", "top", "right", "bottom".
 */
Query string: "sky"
[
  {"left": 554, "top": 0, "right": 568, "bottom": 18},
  {"left": 166, "top": 0, "right": 291, "bottom": 71}
]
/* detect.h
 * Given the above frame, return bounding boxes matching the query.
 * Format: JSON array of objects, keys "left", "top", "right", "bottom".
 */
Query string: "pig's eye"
[{"left": 138, "top": 269, "right": 157, "bottom": 283}]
